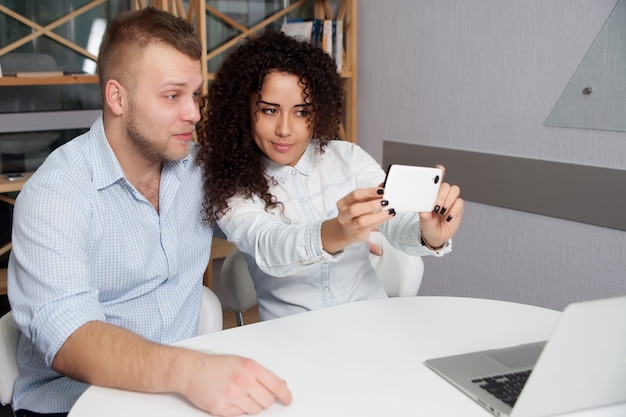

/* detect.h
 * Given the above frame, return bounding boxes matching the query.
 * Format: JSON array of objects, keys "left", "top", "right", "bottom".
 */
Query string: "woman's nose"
[{"left": 275, "top": 114, "right": 291, "bottom": 137}]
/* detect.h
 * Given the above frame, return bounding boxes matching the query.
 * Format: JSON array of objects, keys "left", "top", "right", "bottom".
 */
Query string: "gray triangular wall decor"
[{"left": 545, "top": 0, "right": 626, "bottom": 132}]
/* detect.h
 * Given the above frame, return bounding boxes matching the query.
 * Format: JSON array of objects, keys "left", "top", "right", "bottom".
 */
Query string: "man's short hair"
[{"left": 96, "top": 7, "right": 201, "bottom": 97}]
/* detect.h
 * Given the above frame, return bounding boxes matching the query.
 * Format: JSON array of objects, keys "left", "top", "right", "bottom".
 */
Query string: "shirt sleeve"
[
  {"left": 379, "top": 212, "right": 452, "bottom": 257},
  {"left": 218, "top": 194, "right": 337, "bottom": 277},
  {"left": 9, "top": 172, "right": 105, "bottom": 367}
]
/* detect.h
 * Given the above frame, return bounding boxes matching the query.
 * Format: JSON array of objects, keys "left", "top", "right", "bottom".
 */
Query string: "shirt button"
[
  {"left": 291, "top": 169, "right": 297, "bottom": 175},
  {"left": 324, "top": 286, "right": 329, "bottom": 292},
  {"left": 301, "top": 198, "right": 307, "bottom": 203}
]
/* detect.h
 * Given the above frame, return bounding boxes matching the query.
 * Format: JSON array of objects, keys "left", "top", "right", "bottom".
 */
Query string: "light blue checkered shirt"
[{"left": 8, "top": 117, "right": 213, "bottom": 413}]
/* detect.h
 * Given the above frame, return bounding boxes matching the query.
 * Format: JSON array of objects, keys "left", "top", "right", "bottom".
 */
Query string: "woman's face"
[{"left": 250, "top": 71, "right": 313, "bottom": 167}]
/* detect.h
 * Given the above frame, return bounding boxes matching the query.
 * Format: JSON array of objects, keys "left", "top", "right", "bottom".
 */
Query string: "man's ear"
[{"left": 105, "top": 79, "right": 125, "bottom": 116}]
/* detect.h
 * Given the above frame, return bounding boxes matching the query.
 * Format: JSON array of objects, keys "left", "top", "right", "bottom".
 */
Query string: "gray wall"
[{"left": 357, "top": 0, "right": 626, "bottom": 310}]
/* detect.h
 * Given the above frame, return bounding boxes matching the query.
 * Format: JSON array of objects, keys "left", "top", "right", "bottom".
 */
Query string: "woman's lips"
[{"left": 272, "top": 142, "right": 293, "bottom": 152}]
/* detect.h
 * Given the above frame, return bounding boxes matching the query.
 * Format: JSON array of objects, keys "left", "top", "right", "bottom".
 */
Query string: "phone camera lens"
[{"left": 434, "top": 175, "right": 440, "bottom": 184}]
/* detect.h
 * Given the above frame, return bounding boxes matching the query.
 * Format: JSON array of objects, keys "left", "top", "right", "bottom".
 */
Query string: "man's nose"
[{"left": 183, "top": 97, "right": 201, "bottom": 124}]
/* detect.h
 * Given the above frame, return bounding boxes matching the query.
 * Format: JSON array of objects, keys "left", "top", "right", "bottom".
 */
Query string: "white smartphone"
[{"left": 383, "top": 164, "right": 442, "bottom": 212}]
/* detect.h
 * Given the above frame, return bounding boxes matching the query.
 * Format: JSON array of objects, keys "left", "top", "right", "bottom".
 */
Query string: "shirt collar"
[
  {"left": 89, "top": 116, "right": 193, "bottom": 190},
  {"left": 263, "top": 141, "right": 316, "bottom": 183}
]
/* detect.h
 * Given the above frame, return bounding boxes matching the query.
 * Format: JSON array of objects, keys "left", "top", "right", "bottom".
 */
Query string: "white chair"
[
  {"left": 220, "top": 250, "right": 258, "bottom": 327},
  {"left": 0, "top": 311, "right": 18, "bottom": 407},
  {"left": 198, "top": 285, "right": 223, "bottom": 335},
  {"left": 219, "top": 231, "right": 425, "bottom": 326},
  {"left": 0, "top": 286, "right": 222, "bottom": 408},
  {"left": 366, "top": 230, "right": 424, "bottom": 297}
]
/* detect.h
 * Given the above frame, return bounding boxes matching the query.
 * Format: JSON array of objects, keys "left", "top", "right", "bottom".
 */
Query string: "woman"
[{"left": 197, "top": 30, "right": 463, "bottom": 320}]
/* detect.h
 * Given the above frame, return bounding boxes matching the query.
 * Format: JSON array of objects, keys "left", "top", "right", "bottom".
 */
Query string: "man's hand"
[
  {"left": 182, "top": 353, "right": 292, "bottom": 416},
  {"left": 53, "top": 321, "right": 292, "bottom": 417}
]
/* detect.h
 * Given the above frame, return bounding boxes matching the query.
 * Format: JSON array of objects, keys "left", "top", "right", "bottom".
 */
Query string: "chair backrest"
[
  {"left": 367, "top": 231, "right": 424, "bottom": 297},
  {"left": 219, "top": 231, "right": 424, "bottom": 323},
  {"left": 220, "top": 250, "right": 258, "bottom": 315},
  {"left": 0, "top": 311, "right": 19, "bottom": 406},
  {"left": 0, "top": 288, "right": 221, "bottom": 406},
  {"left": 198, "top": 285, "right": 223, "bottom": 335}
]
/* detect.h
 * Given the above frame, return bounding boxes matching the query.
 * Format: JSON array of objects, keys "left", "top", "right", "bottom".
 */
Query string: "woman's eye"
[
  {"left": 296, "top": 109, "right": 310, "bottom": 117},
  {"left": 261, "top": 108, "right": 276, "bottom": 115}
]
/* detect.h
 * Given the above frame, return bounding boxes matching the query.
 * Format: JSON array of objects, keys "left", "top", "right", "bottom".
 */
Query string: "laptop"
[{"left": 424, "top": 295, "right": 626, "bottom": 417}]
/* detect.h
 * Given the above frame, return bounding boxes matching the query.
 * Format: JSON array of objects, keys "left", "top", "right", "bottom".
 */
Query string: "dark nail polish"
[
  {"left": 433, "top": 205, "right": 441, "bottom": 213},
  {"left": 381, "top": 200, "right": 389, "bottom": 207},
  {"left": 446, "top": 215, "right": 452, "bottom": 222},
  {"left": 440, "top": 207, "right": 447, "bottom": 215},
  {"left": 388, "top": 208, "right": 396, "bottom": 216},
  {"left": 377, "top": 188, "right": 385, "bottom": 195}
]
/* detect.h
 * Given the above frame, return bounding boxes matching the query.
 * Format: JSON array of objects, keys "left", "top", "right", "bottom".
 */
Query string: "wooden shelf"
[
  {"left": 1, "top": 1, "right": 357, "bottom": 139},
  {"left": 0, "top": 172, "right": 32, "bottom": 194},
  {"left": 0, "top": 74, "right": 98, "bottom": 86},
  {"left": 0, "top": 172, "right": 32, "bottom": 296},
  {"left": 0, "top": 268, "right": 6, "bottom": 295}
]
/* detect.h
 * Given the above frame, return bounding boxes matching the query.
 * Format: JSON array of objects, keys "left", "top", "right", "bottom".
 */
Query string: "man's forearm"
[{"left": 51, "top": 320, "right": 192, "bottom": 395}]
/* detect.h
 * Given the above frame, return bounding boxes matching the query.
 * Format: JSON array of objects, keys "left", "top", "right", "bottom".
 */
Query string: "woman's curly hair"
[{"left": 196, "top": 30, "right": 344, "bottom": 224}]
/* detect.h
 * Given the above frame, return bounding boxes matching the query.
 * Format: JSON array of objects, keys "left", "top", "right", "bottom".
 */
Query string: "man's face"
[{"left": 122, "top": 43, "right": 203, "bottom": 163}]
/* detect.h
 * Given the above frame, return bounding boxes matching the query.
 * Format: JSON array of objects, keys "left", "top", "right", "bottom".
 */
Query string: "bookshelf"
[
  {"left": 0, "top": 0, "right": 358, "bottom": 292},
  {"left": 146, "top": 0, "right": 358, "bottom": 141},
  {"left": 1, "top": 0, "right": 357, "bottom": 140}
]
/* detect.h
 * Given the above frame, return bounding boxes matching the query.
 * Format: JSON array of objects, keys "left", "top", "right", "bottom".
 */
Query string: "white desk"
[{"left": 69, "top": 296, "right": 625, "bottom": 416}]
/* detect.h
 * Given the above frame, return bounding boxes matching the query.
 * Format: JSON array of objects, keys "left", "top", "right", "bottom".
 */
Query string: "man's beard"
[
  {"left": 125, "top": 121, "right": 170, "bottom": 164},
  {"left": 124, "top": 101, "right": 172, "bottom": 163}
]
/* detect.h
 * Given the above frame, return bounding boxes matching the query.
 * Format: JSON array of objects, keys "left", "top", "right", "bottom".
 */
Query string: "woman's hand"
[
  {"left": 418, "top": 165, "right": 464, "bottom": 249},
  {"left": 321, "top": 187, "right": 395, "bottom": 254}
]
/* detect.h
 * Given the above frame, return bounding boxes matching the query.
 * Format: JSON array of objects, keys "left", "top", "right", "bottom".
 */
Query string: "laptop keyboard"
[{"left": 471, "top": 369, "right": 532, "bottom": 407}]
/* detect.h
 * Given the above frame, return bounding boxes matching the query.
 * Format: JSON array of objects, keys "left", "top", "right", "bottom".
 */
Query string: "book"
[
  {"left": 334, "top": 20, "right": 343, "bottom": 72},
  {"left": 311, "top": 19, "right": 324, "bottom": 48},
  {"left": 13, "top": 71, "right": 64, "bottom": 78},
  {"left": 323, "top": 19, "right": 334, "bottom": 58},
  {"left": 281, "top": 18, "right": 343, "bottom": 74},
  {"left": 281, "top": 20, "right": 313, "bottom": 43}
]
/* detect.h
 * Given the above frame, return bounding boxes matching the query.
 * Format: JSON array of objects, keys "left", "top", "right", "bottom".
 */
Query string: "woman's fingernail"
[
  {"left": 388, "top": 208, "right": 396, "bottom": 216},
  {"left": 446, "top": 215, "right": 453, "bottom": 222},
  {"left": 381, "top": 200, "right": 389, "bottom": 207},
  {"left": 377, "top": 188, "right": 385, "bottom": 195},
  {"left": 440, "top": 207, "right": 447, "bottom": 215},
  {"left": 433, "top": 205, "right": 441, "bottom": 213}
]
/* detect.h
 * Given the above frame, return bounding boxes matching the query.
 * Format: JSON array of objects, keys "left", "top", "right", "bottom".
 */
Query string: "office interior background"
[
  {"left": 358, "top": 0, "right": 626, "bottom": 310},
  {"left": 1, "top": 0, "right": 625, "bottom": 316}
]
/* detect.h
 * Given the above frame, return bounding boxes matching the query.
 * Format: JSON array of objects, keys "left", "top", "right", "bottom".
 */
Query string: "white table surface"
[{"left": 68, "top": 296, "right": 626, "bottom": 417}]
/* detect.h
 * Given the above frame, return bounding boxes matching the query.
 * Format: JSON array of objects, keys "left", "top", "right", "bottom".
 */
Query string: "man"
[{"left": 8, "top": 8, "right": 291, "bottom": 417}]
